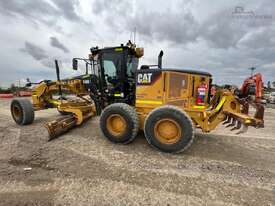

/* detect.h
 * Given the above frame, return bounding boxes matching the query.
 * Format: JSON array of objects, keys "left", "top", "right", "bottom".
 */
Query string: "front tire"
[
  {"left": 10, "top": 98, "right": 34, "bottom": 125},
  {"left": 100, "top": 103, "right": 139, "bottom": 144},
  {"left": 144, "top": 105, "right": 194, "bottom": 153}
]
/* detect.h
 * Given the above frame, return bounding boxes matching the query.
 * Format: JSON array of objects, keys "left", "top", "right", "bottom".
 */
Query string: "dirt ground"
[{"left": 0, "top": 98, "right": 274, "bottom": 206}]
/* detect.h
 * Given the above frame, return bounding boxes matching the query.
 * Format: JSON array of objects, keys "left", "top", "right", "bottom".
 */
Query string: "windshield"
[{"left": 102, "top": 52, "right": 122, "bottom": 78}]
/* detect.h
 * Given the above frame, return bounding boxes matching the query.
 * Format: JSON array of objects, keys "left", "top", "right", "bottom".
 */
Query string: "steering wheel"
[{"left": 105, "top": 74, "right": 118, "bottom": 84}]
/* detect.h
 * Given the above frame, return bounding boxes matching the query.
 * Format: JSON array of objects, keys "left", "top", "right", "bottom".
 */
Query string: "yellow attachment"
[
  {"left": 45, "top": 100, "right": 96, "bottom": 139},
  {"left": 214, "top": 96, "right": 226, "bottom": 112},
  {"left": 31, "top": 78, "right": 89, "bottom": 111},
  {"left": 58, "top": 101, "right": 96, "bottom": 125}
]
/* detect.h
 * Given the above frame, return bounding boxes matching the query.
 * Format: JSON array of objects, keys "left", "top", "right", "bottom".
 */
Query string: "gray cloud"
[
  {"left": 50, "top": 37, "right": 70, "bottom": 53},
  {"left": 91, "top": 0, "right": 133, "bottom": 33},
  {"left": 92, "top": 0, "right": 200, "bottom": 44},
  {"left": 0, "top": 0, "right": 58, "bottom": 26},
  {"left": 0, "top": 0, "right": 57, "bottom": 17},
  {"left": 238, "top": 27, "right": 275, "bottom": 49},
  {"left": 53, "top": 0, "right": 81, "bottom": 21},
  {"left": 92, "top": 0, "right": 132, "bottom": 16},
  {"left": 91, "top": 0, "right": 275, "bottom": 85},
  {"left": 0, "top": 0, "right": 83, "bottom": 27},
  {"left": 93, "top": 0, "right": 274, "bottom": 51},
  {"left": 19, "top": 41, "right": 57, "bottom": 69},
  {"left": 126, "top": 10, "right": 199, "bottom": 44},
  {"left": 199, "top": 6, "right": 274, "bottom": 49},
  {"left": 199, "top": 9, "right": 246, "bottom": 49},
  {"left": 20, "top": 41, "right": 48, "bottom": 61},
  {"left": 1, "top": 0, "right": 275, "bottom": 87}
]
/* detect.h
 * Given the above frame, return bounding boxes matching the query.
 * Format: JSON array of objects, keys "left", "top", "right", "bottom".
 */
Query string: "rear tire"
[
  {"left": 144, "top": 105, "right": 194, "bottom": 153},
  {"left": 10, "top": 98, "right": 34, "bottom": 125},
  {"left": 100, "top": 103, "right": 139, "bottom": 144}
]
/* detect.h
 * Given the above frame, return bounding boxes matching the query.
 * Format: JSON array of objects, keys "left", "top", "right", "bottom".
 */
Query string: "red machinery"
[
  {"left": 239, "top": 73, "right": 264, "bottom": 126},
  {"left": 223, "top": 72, "right": 264, "bottom": 132},
  {"left": 239, "top": 73, "right": 263, "bottom": 103}
]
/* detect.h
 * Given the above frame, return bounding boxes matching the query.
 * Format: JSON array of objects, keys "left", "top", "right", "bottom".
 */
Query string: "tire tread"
[
  {"left": 11, "top": 98, "right": 34, "bottom": 125},
  {"left": 144, "top": 105, "right": 194, "bottom": 153},
  {"left": 100, "top": 103, "right": 139, "bottom": 144}
]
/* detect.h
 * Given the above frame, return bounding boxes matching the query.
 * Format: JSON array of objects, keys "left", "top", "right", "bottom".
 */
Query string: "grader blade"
[
  {"left": 45, "top": 115, "right": 77, "bottom": 140},
  {"left": 45, "top": 103, "right": 95, "bottom": 140}
]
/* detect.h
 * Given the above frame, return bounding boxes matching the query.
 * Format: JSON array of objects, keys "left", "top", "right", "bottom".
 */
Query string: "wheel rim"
[
  {"left": 154, "top": 118, "right": 182, "bottom": 144},
  {"left": 12, "top": 104, "right": 22, "bottom": 122},
  {"left": 106, "top": 114, "right": 127, "bottom": 137}
]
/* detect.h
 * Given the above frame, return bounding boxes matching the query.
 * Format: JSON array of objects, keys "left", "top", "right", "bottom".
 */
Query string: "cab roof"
[
  {"left": 163, "top": 68, "right": 212, "bottom": 77},
  {"left": 138, "top": 67, "right": 212, "bottom": 77}
]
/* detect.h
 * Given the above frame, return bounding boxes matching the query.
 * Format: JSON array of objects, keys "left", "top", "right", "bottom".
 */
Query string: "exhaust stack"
[{"left": 158, "top": 50, "right": 164, "bottom": 69}]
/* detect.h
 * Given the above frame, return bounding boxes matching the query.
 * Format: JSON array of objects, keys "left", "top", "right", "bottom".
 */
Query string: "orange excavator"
[
  {"left": 239, "top": 72, "right": 263, "bottom": 102},
  {"left": 239, "top": 72, "right": 264, "bottom": 123},
  {"left": 223, "top": 71, "right": 264, "bottom": 132}
]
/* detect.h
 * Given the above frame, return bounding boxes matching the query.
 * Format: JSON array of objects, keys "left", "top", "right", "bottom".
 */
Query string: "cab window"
[
  {"left": 126, "top": 55, "right": 139, "bottom": 78},
  {"left": 102, "top": 52, "right": 122, "bottom": 84},
  {"left": 103, "top": 60, "right": 117, "bottom": 77}
]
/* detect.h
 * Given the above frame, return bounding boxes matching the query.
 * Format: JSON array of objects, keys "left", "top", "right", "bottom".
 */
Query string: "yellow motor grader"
[{"left": 10, "top": 42, "right": 264, "bottom": 153}]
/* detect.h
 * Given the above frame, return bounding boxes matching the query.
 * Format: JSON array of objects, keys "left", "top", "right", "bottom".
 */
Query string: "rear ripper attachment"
[
  {"left": 211, "top": 89, "right": 264, "bottom": 134},
  {"left": 221, "top": 72, "right": 265, "bottom": 134},
  {"left": 222, "top": 98, "right": 264, "bottom": 134}
]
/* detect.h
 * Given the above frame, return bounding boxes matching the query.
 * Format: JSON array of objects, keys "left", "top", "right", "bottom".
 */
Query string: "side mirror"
[
  {"left": 25, "top": 82, "right": 32, "bottom": 87},
  {"left": 72, "top": 58, "right": 78, "bottom": 70}
]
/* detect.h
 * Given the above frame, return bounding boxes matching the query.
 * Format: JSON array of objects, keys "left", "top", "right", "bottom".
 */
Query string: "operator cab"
[
  {"left": 72, "top": 41, "right": 143, "bottom": 112},
  {"left": 98, "top": 46, "right": 139, "bottom": 99}
]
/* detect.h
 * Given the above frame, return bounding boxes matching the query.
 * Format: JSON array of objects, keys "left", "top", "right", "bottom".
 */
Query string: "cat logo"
[{"left": 137, "top": 73, "right": 153, "bottom": 84}]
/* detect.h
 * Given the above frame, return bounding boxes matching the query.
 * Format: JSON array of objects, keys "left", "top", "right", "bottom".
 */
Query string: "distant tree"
[
  {"left": 273, "top": 81, "right": 275, "bottom": 88},
  {"left": 10, "top": 83, "right": 17, "bottom": 93}
]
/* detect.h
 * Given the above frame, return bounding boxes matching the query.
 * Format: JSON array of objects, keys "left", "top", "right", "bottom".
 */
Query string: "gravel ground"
[{"left": 0, "top": 98, "right": 274, "bottom": 206}]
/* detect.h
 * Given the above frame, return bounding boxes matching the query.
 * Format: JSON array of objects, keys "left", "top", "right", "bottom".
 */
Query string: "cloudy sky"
[{"left": 0, "top": 0, "right": 274, "bottom": 87}]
